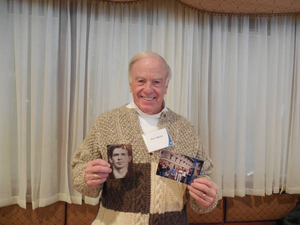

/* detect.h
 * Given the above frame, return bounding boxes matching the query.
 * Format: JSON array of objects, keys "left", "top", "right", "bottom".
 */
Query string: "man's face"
[
  {"left": 130, "top": 56, "right": 169, "bottom": 115},
  {"left": 109, "top": 148, "right": 132, "bottom": 169}
]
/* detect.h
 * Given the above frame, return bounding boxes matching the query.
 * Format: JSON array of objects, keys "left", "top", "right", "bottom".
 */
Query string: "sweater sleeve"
[
  {"left": 187, "top": 135, "right": 220, "bottom": 214},
  {"left": 71, "top": 117, "right": 105, "bottom": 198}
]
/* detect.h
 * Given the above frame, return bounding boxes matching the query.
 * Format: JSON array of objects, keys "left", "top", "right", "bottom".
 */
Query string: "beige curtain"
[{"left": 0, "top": 0, "right": 299, "bottom": 209}]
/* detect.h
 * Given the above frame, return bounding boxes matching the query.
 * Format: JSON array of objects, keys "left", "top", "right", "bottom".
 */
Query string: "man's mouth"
[{"left": 142, "top": 97, "right": 155, "bottom": 101}]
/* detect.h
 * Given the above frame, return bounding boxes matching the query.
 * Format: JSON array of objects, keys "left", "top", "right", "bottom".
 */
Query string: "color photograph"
[{"left": 156, "top": 150, "right": 204, "bottom": 185}]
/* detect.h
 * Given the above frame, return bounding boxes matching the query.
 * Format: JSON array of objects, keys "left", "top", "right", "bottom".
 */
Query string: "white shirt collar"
[{"left": 127, "top": 101, "right": 167, "bottom": 119}]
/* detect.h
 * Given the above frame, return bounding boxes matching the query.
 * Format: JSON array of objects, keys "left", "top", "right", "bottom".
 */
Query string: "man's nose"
[{"left": 144, "top": 82, "right": 153, "bottom": 94}]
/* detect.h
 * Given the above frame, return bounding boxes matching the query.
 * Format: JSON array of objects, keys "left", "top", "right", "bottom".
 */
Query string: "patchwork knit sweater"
[{"left": 72, "top": 105, "right": 219, "bottom": 225}]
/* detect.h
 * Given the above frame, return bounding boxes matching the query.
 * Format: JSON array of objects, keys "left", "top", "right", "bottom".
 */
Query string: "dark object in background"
[{"left": 280, "top": 199, "right": 300, "bottom": 225}]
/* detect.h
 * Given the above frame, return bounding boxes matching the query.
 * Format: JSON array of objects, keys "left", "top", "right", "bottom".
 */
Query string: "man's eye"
[
  {"left": 138, "top": 80, "right": 144, "bottom": 83},
  {"left": 154, "top": 81, "right": 161, "bottom": 84}
]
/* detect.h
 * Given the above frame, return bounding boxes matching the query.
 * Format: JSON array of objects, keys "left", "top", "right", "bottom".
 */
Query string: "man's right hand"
[{"left": 84, "top": 159, "right": 112, "bottom": 188}]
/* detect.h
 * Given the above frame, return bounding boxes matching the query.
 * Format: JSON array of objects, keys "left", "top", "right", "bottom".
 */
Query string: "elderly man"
[{"left": 72, "top": 51, "right": 218, "bottom": 225}]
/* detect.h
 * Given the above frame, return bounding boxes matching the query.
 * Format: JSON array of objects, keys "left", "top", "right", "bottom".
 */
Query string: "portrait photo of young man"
[{"left": 107, "top": 144, "right": 133, "bottom": 179}]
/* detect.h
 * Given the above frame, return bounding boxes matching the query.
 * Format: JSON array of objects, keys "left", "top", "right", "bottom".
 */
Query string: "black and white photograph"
[
  {"left": 156, "top": 150, "right": 204, "bottom": 185},
  {"left": 107, "top": 144, "right": 134, "bottom": 179}
]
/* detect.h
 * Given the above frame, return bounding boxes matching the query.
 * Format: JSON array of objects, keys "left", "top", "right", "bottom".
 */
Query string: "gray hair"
[{"left": 128, "top": 51, "right": 172, "bottom": 86}]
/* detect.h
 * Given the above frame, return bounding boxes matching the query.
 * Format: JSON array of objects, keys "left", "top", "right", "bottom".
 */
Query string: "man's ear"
[
  {"left": 128, "top": 155, "right": 132, "bottom": 162},
  {"left": 108, "top": 157, "right": 112, "bottom": 164},
  {"left": 129, "top": 82, "right": 132, "bottom": 93}
]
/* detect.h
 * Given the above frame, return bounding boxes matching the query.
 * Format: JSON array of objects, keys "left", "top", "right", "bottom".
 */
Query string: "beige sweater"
[{"left": 72, "top": 105, "right": 219, "bottom": 225}]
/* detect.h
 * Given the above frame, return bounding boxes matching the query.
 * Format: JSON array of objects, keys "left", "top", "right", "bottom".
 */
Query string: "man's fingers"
[
  {"left": 85, "top": 171, "right": 109, "bottom": 188},
  {"left": 188, "top": 185, "right": 214, "bottom": 200},
  {"left": 189, "top": 178, "right": 218, "bottom": 200},
  {"left": 85, "top": 159, "right": 112, "bottom": 175},
  {"left": 87, "top": 165, "right": 112, "bottom": 174},
  {"left": 85, "top": 177, "right": 108, "bottom": 188},
  {"left": 88, "top": 173, "right": 109, "bottom": 180},
  {"left": 190, "top": 183, "right": 217, "bottom": 199},
  {"left": 188, "top": 190, "right": 213, "bottom": 208},
  {"left": 84, "top": 159, "right": 112, "bottom": 188},
  {"left": 192, "top": 178, "right": 218, "bottom": 190},
  {"left": 192, "top": 178, "right": 218, "bottom": 192},
  {"left": 88, "top": 159, "right": 111, "bottom": 167}
]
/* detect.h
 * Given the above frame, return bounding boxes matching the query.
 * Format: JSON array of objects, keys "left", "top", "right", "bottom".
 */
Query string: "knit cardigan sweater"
[{"left": 72, "top": 105, "right": 219, "bottom": 225}]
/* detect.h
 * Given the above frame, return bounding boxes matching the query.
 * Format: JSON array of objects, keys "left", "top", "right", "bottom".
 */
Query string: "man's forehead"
[
  {"left": 132, "top": 57, "right": 168, "bottom": 74},
  {"left": 135, "top": 55, "right": 165, "bottom": 65},
  {"left": 134, "top": 75, "right": 164, "bottom": 80},
  {"left": 113, "top": 148, "right": 128, "bottom": 153}
]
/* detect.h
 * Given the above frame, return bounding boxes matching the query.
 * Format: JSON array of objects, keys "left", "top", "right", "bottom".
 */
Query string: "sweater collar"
[{"left": 128, "top": 101, "right": 167, "bottom": 119}]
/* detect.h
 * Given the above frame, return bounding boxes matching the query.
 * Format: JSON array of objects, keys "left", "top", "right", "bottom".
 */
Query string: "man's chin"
[
  {"left": 141, "top": 108, "right": 158, "bottom": 115},
  {"left": 115, "top": 166, "right": 125, "bottom": 169},
  {"left": 138, "top": 104, "right": 160, "bottom": 115}
]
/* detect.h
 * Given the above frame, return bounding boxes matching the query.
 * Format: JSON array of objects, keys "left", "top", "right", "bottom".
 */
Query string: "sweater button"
[{"left": 150, "top": 153, "right": 153, "bottom": 155}]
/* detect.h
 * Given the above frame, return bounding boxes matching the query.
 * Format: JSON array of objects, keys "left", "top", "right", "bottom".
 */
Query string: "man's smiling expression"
[{"left": 129, "top": 56, "right": 169, "bottom": 115}]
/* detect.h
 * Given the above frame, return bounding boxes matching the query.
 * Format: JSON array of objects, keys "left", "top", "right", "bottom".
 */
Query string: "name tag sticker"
[{"left": 142, "top": 128, "right": 173, "bottom": 152}]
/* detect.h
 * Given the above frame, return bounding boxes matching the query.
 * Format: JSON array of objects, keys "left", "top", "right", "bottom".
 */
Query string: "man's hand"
[
  {"left": 187, "top": 178, "right": 218, "bottom": 208},
  {"left": 84, "top": 159, "right": 112, "bottom": 188}
]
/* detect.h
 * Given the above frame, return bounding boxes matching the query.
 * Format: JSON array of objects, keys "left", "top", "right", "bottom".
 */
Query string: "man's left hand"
[{"left": 187, "top": 178, "right": 218, "bottom": 208}]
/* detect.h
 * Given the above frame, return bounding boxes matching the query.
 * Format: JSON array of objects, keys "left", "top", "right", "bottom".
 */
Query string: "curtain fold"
[
  {"left": 0, "top": 0, "right": 299, "bottom": 209},
  {"left": 286, "top": 16, "right": 300, "bottom": 194}
]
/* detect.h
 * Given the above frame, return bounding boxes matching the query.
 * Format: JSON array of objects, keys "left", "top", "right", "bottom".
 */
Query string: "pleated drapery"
[{"left": 0, "top": 0, "right": 299, "bottom": 209}]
